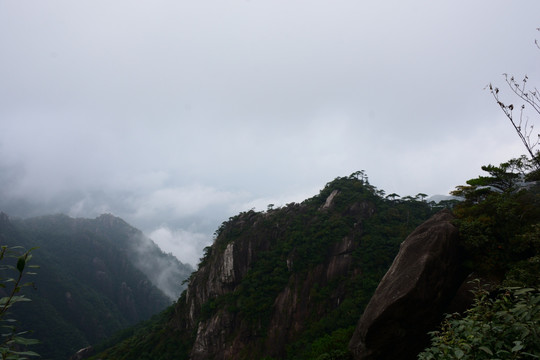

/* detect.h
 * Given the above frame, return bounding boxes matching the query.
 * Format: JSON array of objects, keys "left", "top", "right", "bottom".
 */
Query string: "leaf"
[
  {"left": 454, "top": 349, "right": 464, "bottom": 358},
  {"left": 521, "top": 352, "right": 540, "bottom": 358},
  {"left": 11, "top": 349, "right": 40, "bottom": 356},
  {"left": 514, "top": 288, "right": 535, "bottom": 296},
  {"left": 511, "top": 341, "right": 524, "bottom": 352},
  {"left": 13, "top": 336, "right": 40, "bottom": 346},
  {"left": 16, "top": 257, "right": 25, "bottom": 273},
  {"left": 0, "top": 297, "right": 11, "bottom": 306},
  {"left": 8, "top": 296, "right": 30, "bottom": 304},
  {"left": 479, "top": 346, "right": 493, "bottom": 355}
]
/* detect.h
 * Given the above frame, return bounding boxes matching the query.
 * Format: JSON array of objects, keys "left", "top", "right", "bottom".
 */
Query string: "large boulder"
[{"left": 349, "top": 209, "right": 467, "bottom": 360}]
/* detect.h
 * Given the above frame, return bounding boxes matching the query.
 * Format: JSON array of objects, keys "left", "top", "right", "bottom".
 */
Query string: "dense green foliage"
[
  {"left": 451, "top": 156, "right": 540, "bottom": 285},
  {"left": 91, "top": 173, "right": 438, "bottom": 359},
  {"left": 421, "top": 156, "right": 540, "bottom": 358},
  {"left": 0, "top": 213, "right": 191, "bottom": 360},
  {"left": 419, "top": 286, "right": 540, "bottom": 359}
]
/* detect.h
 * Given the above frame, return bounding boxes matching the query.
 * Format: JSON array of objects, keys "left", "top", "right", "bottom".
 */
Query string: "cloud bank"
[{"left": 1, "top": 0, "right": 539, "bottom": 265}]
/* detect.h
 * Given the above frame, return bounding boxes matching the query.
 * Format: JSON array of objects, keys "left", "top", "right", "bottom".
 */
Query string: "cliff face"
[
  {"left": 184, "top": 213, "right": 273, "bottom": 359},
  {"left": 184, "top": 215, "right": 362, "bottom": 360}
]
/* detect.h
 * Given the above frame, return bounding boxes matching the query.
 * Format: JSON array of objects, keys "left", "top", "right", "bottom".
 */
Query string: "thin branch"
[
  {"left": 488, "top": 83, "right": 540, "bottom": 168},
  {"left": 504, "top": 74, "right": 540, "bottom": 115}
]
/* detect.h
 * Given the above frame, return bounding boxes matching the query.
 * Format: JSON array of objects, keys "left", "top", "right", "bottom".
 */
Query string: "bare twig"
[
  {"left": 488, "top": 82, "right": 540, "bottom": 168},
  {"left": 487, "top": 29, "right": 540, "bottom": 169}
]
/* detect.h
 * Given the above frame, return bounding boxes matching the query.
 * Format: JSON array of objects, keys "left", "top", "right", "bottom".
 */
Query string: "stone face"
[
  {"left": 182, "top": 207, "right": 365, "bottom": 360},
  {"left": 68, "top": 346, "right": 94, "bottom": 360},
  {"left": 349, "top": 209, "right": 466, "bottom": 360},
  {"left": 220, "top": 242, "right": 235, "bottom": 283},
  {"left": 264, "top": 235, "right": 359, "bottom": 357},
  {"left": 321, "top": 189, "right": 340, "bottom": 209}
]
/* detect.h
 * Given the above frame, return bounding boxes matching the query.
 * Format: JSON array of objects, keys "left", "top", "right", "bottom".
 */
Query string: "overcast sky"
[{"left": 1, "top": 1, "right": 539, "bottom": 266}]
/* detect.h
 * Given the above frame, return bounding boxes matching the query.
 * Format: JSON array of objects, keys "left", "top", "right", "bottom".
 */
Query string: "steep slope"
[
  {"left": 0, "top": 212, "right": 193, "bottom": 360},
  {"left": 93, "top": 174, "right": 437, "bottom": 360}
]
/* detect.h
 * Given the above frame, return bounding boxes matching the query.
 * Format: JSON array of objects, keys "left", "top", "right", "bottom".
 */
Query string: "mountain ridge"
[
  {"left": 92, "top": 174, "right": 439, "bottom": 359},
  {"left": 0, "top": 211, "right": 193, "bottom": 360}
]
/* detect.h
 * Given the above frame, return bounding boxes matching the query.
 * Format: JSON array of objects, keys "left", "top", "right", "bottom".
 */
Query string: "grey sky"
[{"left": 1, "top": 1, "right": 539, "bottom": 266}]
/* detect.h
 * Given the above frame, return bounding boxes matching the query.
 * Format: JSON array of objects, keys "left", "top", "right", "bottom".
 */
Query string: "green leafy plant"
[
  {"left": 0, "top": 246, "right": 39, "bottom": 360},
  {"left": 421, "top": 153, "right": 540, "bottom": 359},
  {"left": 419, "top": 285, "right": 540, "bottom": 360}
]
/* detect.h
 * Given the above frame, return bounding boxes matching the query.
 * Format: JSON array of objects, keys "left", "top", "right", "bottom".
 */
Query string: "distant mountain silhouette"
[{"left": 0, "top": 212, "right": 193, "bottom": 360}]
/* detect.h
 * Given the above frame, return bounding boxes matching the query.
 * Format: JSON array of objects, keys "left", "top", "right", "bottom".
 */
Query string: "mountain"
[
  {"left": 90, "top": 174, "right": 439, "bottom": 359},
  {"left": 89, "top": 166, "right": 540, "bottom": 360},
  {"left": 0, "top": 212, "right": 193, "bottom": 360}
]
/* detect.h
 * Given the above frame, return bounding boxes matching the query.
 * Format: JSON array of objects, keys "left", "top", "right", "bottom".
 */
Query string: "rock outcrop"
[
  {"left": 183, "top": 208, "right": 363, "bottom": 360},
  {"left": 69, "top": 346, "right": 94, "bottom": 360},
  {"left": 173, "top": 181, "right": 385, "bottom": 360},
  {"left": 349, "top": 209, "right": 467, "bottom": 360}
]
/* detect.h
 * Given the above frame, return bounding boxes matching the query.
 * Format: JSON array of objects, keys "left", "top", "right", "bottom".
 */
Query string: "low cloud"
[
  {"left": 130, "top": 185, "right": 240, "bottom": 220},
  {"left": 129, "top": 232, "right": 195, "bottom": 299},
  {"left": 149, "top": 226, "right": 212, "bottom": 268}
]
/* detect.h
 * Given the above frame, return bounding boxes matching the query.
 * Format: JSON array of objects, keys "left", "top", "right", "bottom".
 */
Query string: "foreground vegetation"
[
  {"left": 420, "top": 155, "right": 540, "bottom": 359},
  {"left": 0, "top": 245, "right": 39, "bottom": 360}
]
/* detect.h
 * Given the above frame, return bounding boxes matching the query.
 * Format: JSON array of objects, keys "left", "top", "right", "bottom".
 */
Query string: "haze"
[{"left": 1, "top": 1, "right": 539, "bottom": 266}]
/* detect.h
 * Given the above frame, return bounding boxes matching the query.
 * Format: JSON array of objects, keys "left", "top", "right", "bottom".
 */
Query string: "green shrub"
[{"left": 419, "top": 286, "right": 540, "bottom": 360}]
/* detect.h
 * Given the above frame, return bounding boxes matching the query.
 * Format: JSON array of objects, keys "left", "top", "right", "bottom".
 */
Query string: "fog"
[{"left": 1, "top": 1, "right": 539, "bottom": 266}]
